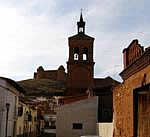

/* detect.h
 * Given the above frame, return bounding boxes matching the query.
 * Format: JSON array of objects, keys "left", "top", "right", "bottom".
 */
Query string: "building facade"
[
  {"left": 0, "top": 77, "right": 24, "bottom": 137},
  {"left": 113, "top": 39, "right": 150, "bottom": 137},
  {"left": 16, "top": 99, "right": 37, "bottom": 137},
  {"left": 56, "top": 96, "right": 98, "bottom": 137},
  {"left": 67, "top": 13, "right": 95, "bottom": 95}
]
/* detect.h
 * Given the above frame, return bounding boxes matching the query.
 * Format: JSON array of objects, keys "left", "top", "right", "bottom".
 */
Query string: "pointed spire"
[
  {"left": 77, "top": 9, "right": 85, "bottom": 34},
  {"left": 80, "top": 8, "right": 84, "bottom": 22}
]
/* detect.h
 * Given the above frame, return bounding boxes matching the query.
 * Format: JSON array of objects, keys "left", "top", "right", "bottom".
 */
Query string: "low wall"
[{"left": 96, "top": 123, "right": 113, "bottom": 137}]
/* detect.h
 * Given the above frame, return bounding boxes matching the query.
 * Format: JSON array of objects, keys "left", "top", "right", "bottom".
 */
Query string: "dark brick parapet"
[{"left": 120, "top": 48, "right": 150, "bottom": 80}]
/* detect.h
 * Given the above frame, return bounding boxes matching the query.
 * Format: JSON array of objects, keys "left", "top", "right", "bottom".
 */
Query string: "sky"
[{"left": 0, "top": 0, "right": 150, "bottom": 82}]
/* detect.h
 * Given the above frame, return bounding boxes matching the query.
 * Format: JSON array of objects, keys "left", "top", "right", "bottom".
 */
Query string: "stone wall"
[
  {"left": 34, "top": 70, "right": 58, "bottom": 80},
  {"left": 34, "top": 66, "right": 66, "bottom": 81}
]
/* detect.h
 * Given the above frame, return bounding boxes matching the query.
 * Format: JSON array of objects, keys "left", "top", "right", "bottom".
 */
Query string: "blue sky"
[{"left": 0, "top": 0, "right": 150, "bottom": 81}]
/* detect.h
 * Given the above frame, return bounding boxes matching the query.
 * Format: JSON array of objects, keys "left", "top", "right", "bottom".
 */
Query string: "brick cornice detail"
[{"left": 120, "top": 49, "right": 150, "bottom": 80}]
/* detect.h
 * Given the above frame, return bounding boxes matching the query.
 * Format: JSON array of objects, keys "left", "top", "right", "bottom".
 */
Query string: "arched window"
[
  {"left": 74, "top": 47, "right": 79, "bottom": 61},
  {"left": 79, "top": 27, "right": 83, "bottom": 33},
  {"left": 83, "top": 54, "right": 87, "bottom": 60},
  {"left": 82, "top": 48, "right": 88, "bottom": 61},
  {"left": 74, "top": 53, "right": 79, "bottom": 60}
]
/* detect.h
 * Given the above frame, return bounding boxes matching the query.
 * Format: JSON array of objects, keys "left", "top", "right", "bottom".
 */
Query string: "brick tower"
[{"left": 67, "top": 13, "right": 95, "bottom": 95}]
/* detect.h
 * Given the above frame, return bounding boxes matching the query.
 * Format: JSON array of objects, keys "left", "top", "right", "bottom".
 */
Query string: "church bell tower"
[{"left": 67, "top": 12, "right": 95, "bottom": 95}]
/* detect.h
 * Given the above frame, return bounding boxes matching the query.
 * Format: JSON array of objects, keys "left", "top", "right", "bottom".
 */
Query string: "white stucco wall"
[
  {"left": 0, "top": 79, "right": 18, "bottom": 137},
  {"left": 96, "top": 123, "right": 113, "bottom": 137},
  {"left": 56, "top": 96, "right": 98, "bottom": 137}
]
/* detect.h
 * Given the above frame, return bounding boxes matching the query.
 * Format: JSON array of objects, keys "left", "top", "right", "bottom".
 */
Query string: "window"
[
  {"left": 18, "top": 106, "right": 23, "bottom": 117},
  {"left": 74, "top": 47, "right": 79, "bottom": 61},
  {"left": 82, "top": 48, "right": 88, "bottom": 61},
  {"left": 72, "top": 123, "right": 83, "bottom": 129},
  {"left": 83, "top": 54, "right": 87, "bottom": 60},
  {"left": 79, "top": 27, "right": 83, "bottom": 33},
  {"left": 28, "top": 111, "right": 32, "bottom": 122},
  {"left": 74, "top": 53, "right": 79, "bottom": 60}
]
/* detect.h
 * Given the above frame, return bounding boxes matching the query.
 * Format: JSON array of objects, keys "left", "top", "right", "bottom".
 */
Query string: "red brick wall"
[
  {"left": 67, "top": 37, "right": 94, "bottom": 93},
  {"left": 123, "top": 40, "right": 144, "bottom": 69}
]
